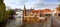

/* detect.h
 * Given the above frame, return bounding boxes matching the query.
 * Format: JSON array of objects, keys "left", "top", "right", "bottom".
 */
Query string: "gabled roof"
[
  {"left": 32, "top": 10, "right": 40, "bottom": 13},
  {"left": 44, "top": 9, "right": 52, "bottom": 12}
]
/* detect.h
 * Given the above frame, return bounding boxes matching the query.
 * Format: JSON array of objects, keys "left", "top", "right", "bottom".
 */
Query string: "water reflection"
[
  {"left": 5, "top": 18, "right": 23, "bottom": 27},
  {"left": 0, "top": 16, "right": 51, "bottom": 27}
]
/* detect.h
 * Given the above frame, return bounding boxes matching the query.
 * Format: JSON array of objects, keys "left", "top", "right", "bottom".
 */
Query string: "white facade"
[
  {"left": 52, "top": 9, "right": 60, "bottom": 16},
  {"left": 16, "top": 10, "right": 23, "bottom": 18},
  {"left": 14, "top": 9, "right": 23, "bottom": 26}
]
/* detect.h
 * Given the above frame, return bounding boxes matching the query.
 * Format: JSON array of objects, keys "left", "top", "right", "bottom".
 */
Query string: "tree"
[
  {"left": 7, "top": 9, "right": 15, "bottom": 19},
  {"left": 0, "top": 0, "right": 15, "bottom": 22},
  {"left": 0, "top": 0, "right": 6, "bottom": 22}
]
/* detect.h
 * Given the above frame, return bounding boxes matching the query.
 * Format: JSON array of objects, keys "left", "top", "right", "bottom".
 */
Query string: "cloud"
[
  {"left": 4, "top": 0, "right": 60, "bottom": 9},
  {"left": 4, "top": 0, "right": 28, "bottom": 8},
  {"left": 34, "top": 0, "right": 60, "bottom": 9}
]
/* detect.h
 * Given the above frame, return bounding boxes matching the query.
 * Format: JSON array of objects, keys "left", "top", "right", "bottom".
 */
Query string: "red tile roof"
[{"left": 32, "top": 10, "right": 40, "bottom": 13}]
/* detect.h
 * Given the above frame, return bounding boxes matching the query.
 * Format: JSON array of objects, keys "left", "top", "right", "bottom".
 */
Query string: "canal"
[
  {"left": 5, "top": 18, "right": 23, "bottom": 27},
  {"left": 0, "top": 18, "right": 23, "bottom": 27},
  {"left": 0, "top": 17, "right": 48, "bottom": 27}
]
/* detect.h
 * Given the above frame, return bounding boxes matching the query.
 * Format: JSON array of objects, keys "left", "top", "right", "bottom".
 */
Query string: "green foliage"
[
  {"left": 0, "top": 2, "right": 6, "bottom": 22},
  {"left": 0, "top": 0, "right": 15, "bottom": 22},
  {"left": 0, "top": 0, "right": 3, "bottom": 3},
  {"left": 8, "top": 9, "right": 15, "bottom": 15}
]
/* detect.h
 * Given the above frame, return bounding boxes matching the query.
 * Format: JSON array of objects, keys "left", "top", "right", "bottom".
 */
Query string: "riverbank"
[
  {"left": 0, "top": 21, "right": 7, "bottom": 27},
  {"left": 0, "top": 18, "right": 15, "bottom": 27}
]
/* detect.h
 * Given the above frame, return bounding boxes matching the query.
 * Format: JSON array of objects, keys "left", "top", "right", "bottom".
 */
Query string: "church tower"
[
  {"left": 23, "top": 5, "right": 26, "bottom": 22},
  {"left": 24, "top": 5, "right": 26, "bottom": 16},
  {"left": 59, "top": 4, "right": 60, "bottom": 7}
]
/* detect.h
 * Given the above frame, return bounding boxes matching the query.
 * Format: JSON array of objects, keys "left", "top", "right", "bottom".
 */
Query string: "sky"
[{"left": 4, "top": 0, "right": 60, "bottom": 10}]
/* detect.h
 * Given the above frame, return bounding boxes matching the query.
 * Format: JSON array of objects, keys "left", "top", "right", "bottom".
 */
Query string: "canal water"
[
  {"left": 0, "top": 17, "right": 48, "bottom": 27},
  {"left": 21, "top": 22, "right": 45, "bottom": 27},
  {"left": 5, "top": 18, "right": 23, "bottom": 27},
  {"left": 3, "top": 18, "right": 46, "bottom": 27}
]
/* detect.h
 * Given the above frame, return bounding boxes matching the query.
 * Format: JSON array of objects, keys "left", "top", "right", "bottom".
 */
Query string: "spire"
[
  {"left": 31, "top": 6, "right": 34, "bottom": 10},
  {"left": 24, "top": 5, "right": 26, "bottom": 10},
  {"left": 23, "top": 5, "right": 26, "bottom": 16},
  {"left": 59, "top": 4, "right": 60, "bottom": 7}
]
